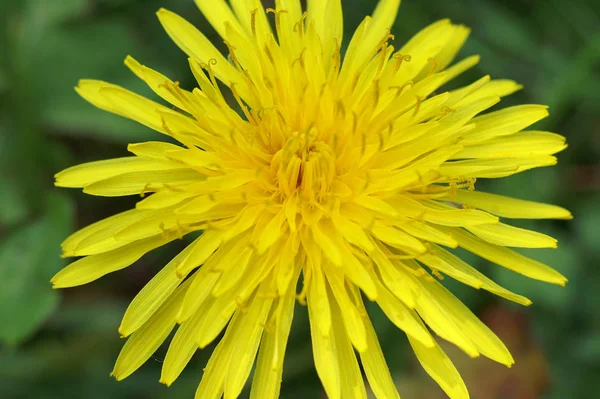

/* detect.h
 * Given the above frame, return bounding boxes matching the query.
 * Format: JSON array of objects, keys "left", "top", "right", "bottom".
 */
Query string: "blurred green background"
[{"left": 1, "top": 0, "right": 599, "bottom": 398}]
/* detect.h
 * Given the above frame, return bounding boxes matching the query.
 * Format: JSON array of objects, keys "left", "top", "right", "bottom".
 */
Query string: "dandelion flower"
[{"left": 52, "top": 0, "right": 572, "bottom": 398}]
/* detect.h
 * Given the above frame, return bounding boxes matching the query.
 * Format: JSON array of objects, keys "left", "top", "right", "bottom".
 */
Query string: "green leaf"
[
  {"left": 0, "top": 191, "right": 74, "bottom": 346},
  {"left": 35, "top": 21, "right": 160, "bottom": 143},
  {"left": 0, "top": 179, "right": 30, "bottom": 226}
]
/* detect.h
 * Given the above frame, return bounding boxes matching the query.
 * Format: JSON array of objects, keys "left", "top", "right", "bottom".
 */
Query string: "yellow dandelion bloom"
[{"left": 52, "top": 0, "right": 572, "bottom": 398}]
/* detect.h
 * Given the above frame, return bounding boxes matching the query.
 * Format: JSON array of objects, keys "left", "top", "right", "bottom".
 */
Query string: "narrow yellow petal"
[
  {"left": 194, "top": 309, "right": 241, "bottom": 399},
  {"left": 389, "top": 196, "right": 499, "bottom": 226},
  {"left": 448, "top": 228, "right": 567, "bottom": 285},
  {"left": 311, "top": 221, "right": 342, "bottom": 266},
  {"left": 362, "top": 0, "right": 401, "bottom": 60},
  {"left": 277, "top": 233, "right": 300, "bottom": 295},
  {"left": 307, "top": 0, "right": 343, "bottom": 67},
  {"left": 112, "top": 278, "right": 189, "bottom": 380},
  {"left": 454, "top": 131, "right": 567, "bottom": 159},
  {"left": 435, "top": 25, "right": 471, "bottom": 70},
  {"left": 61, "top": 209, "right": 151, "bottom": 257},
  {"left": 119, "top": 243, "right": 195, "bottom": 336},
  {"left": 423, "top": 279, "right": 514, "bottom": 366},
  {"left": 415, "top": 281, "right": 480, "bottom": 358},
  {"left": 467, "top": 223, "right": 558, "bottom": 248},
  {"left": 196, "top": 294, "right": 237, "bottom": 349},
  {"left": 370, "top": 242, "right": 416, "bottom": 308},
  {"left": 418, "top": 252, "right": 483, "bottom": 288},
  {"left": 407, "top": 323, "right": 470, "bottom": 399},
  {"left": 193, "top": 0, "right": 245, "bottom": 40},
  {"left": 462, "top": 104, "right": 549, "bottom": 144},
  {"left": 83, "top": 169, "right": 204, "bottom": 197},
  {"left": 355, "top": 291, "right": 400, "bottom": 399},
  {"left": 428, "top": 244, "right": 531, "bottom": 305},
  {"left": 177, "top": 266, "right": 220, "bottom": 323},
  {"left": 446, "top": 189, "right": 572, "bottom": 220},
  {"left": 308, "top": 292, "right": 341, "bottom": 399},
  {"left": 354, "top": 195, "right": 397, "bottom": 218},
  {"left": 374, "top": 280, "right": 435, "bottom": 346},
  {"left": 124, "top": 56, "right": 186, "bottom": 110},
  {"left": 127, "top": 141, "right": 184, "bottom": 160},
  {"left": 396, "top": 219, "right": 458, "bottom": 247},
  {"left": 224, "top": 293, "right": 273, "bottom": 399},
  {"left": 307, "top": 250, "right": 332, "bottom": 337},
  {"left": 326, "top": 267, "right": 368, "bottom": 352},
  {"left": 157, "top": 8, "right": 243, "bottom": 88},
  {"left": 176, "top": 230, "right": 222, "bottom": 277},
  {"left": 330, "top": 300, "right": 368, "bottom": 399},
  {"left": 331, "top": 212, "right": 374, "bottom": 252},
  {"left": 55, "top": 157, "right": 178, "bottom": 188},
  {"left": 160, "top": 309, "right": 203, "bottom": 386},
  {"left": 52, "top": 234, "right": 176, "bottom": 288},
  {"left": 371, "top": 221, "right": 427, "bottom": 254},
  {"left": 136, "top": 191, "right": 200, "bottom": 210},
  {"left": 454, "top": 79, "right": 522, "bottom": 106},
  {"left": 250, "top": 277, "right": 297, "bottom": 399},
  {"left": 438, "top": 156, "right": 557, "bottom": 179},
  {"left": 78, "top": 81, "right": 177, "bottom": 135}
]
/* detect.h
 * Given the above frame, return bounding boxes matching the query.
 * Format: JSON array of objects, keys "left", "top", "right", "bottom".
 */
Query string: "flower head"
[{"left": 52, "top": 0, "right": 571, "bottom": 398}]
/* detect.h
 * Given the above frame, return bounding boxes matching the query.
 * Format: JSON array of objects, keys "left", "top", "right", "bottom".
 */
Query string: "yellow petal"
[
  {"left": 55, "top": 157, "right": 178, "bottom": 188},
  {"left": 369, "top": 242, "right": 416, "bottom": 308},
  {"left": 77, "top": 81, "right": 177, "bottom": 135},
  {"left": 467, "top": 223, "right": 558, "bottom": 248},
  {"left": 250, "top": 280, "right": 297, "bottom": 399},
  {"left": 124, "top": 56, "right": 186, "bottom": 110},
  {"left": 462, "top": 104, "right": 549, "bottom": 144},
  {"left": 176, "top": 229, "right": 222, "bottom": 276},
  {"left": 418, "top": 252, "right": 483, "bottom": 288},
  {"left": 308, "top": 289, "right": 341, "bottom": 399},
  {"left": 330, "top": 300, "right": 368, "bottom": 399},
  {"left": 194, "top": 309, "right": 240, "bottom": 399},
  {"left": 389, "top": 196, "right": 499, "bottom": 226},
  {"left": 311, "top": 221, "right": 343, "bottom": 266},
  {"left": 157, "top": 8, "right": 243, "bottom": 89},
  {"left": 448, "top": 228, "right": 567, "bottom": 285},
  {"left": 407, "top": 323, "right": 470, "bottom": 399},
  {"left": 415, "top": 279, "right": 480, "bottom": 358},
  {"left": 371, "top": 221, "right": 427, "bottom": 254},
  {"left": 111, "top": 278, "right": 189, "bottom": 380},
  {"left": 361, "top": 0, "right": 401, "bottom": 63},
  {"left": 193, "top": 0, "right": 245, "bottom": 40},
  {"left": 331, "top": 212, "right": 374, "bottom": 252},
  {"left": 355, "top": 291, "right": 401, "bottom": 399},
  {"left": 52, "top": 234, "right": 175, "bottom": 288},
  {"left": 61, "top": 209, "right": 151, "bottom": 257},
  {"left": 446, "top": 189, "right": 572, "bottom": 220},
  {"left": 307, "top": 250, "right": 332, "bottom": 337},
  {"left": 224, "top": 292, "right": 273, "bottom": 399},
  {"left": 423, "top": 278, "right": 514, "bottom": 366},
  {"left": 374, "top": 280, "right": 435, "bottom": 346},
  {"left": 454, "top": 131, "right": 567, "bottom": 159},
  {"left": 83, "top": 169, "right": 204, "bottom": 197},
  {"left": 326, "top": 267, "right": 368, "bottom": 352},
  {"left": 354, "top": 195, "right": 397, "bottom": 218},
  {"left": 435, "top": 25, "right": 471, "bottom": 70},
  {"left": 119, "top": 243, "right": 194, "bottom": 337},
  {"left": 428, "top": 244, "right": 531, "bottom": 305},
  {"left": 307, "top": 0, "right": 343, "bottom": 67},
  {"left": 438, "top": 156, "right": 557, "bottom": 179},
  {"left": 160, "top": 309, "right": 203, "bottom": 386},
  {"left": 396, "top": 219, "right": 458, "bottom": 247}
]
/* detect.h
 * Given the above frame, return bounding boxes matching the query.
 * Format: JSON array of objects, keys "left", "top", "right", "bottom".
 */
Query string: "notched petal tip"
[{"left": 158, "top": 377, "right": 173, "bottom": 387}]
